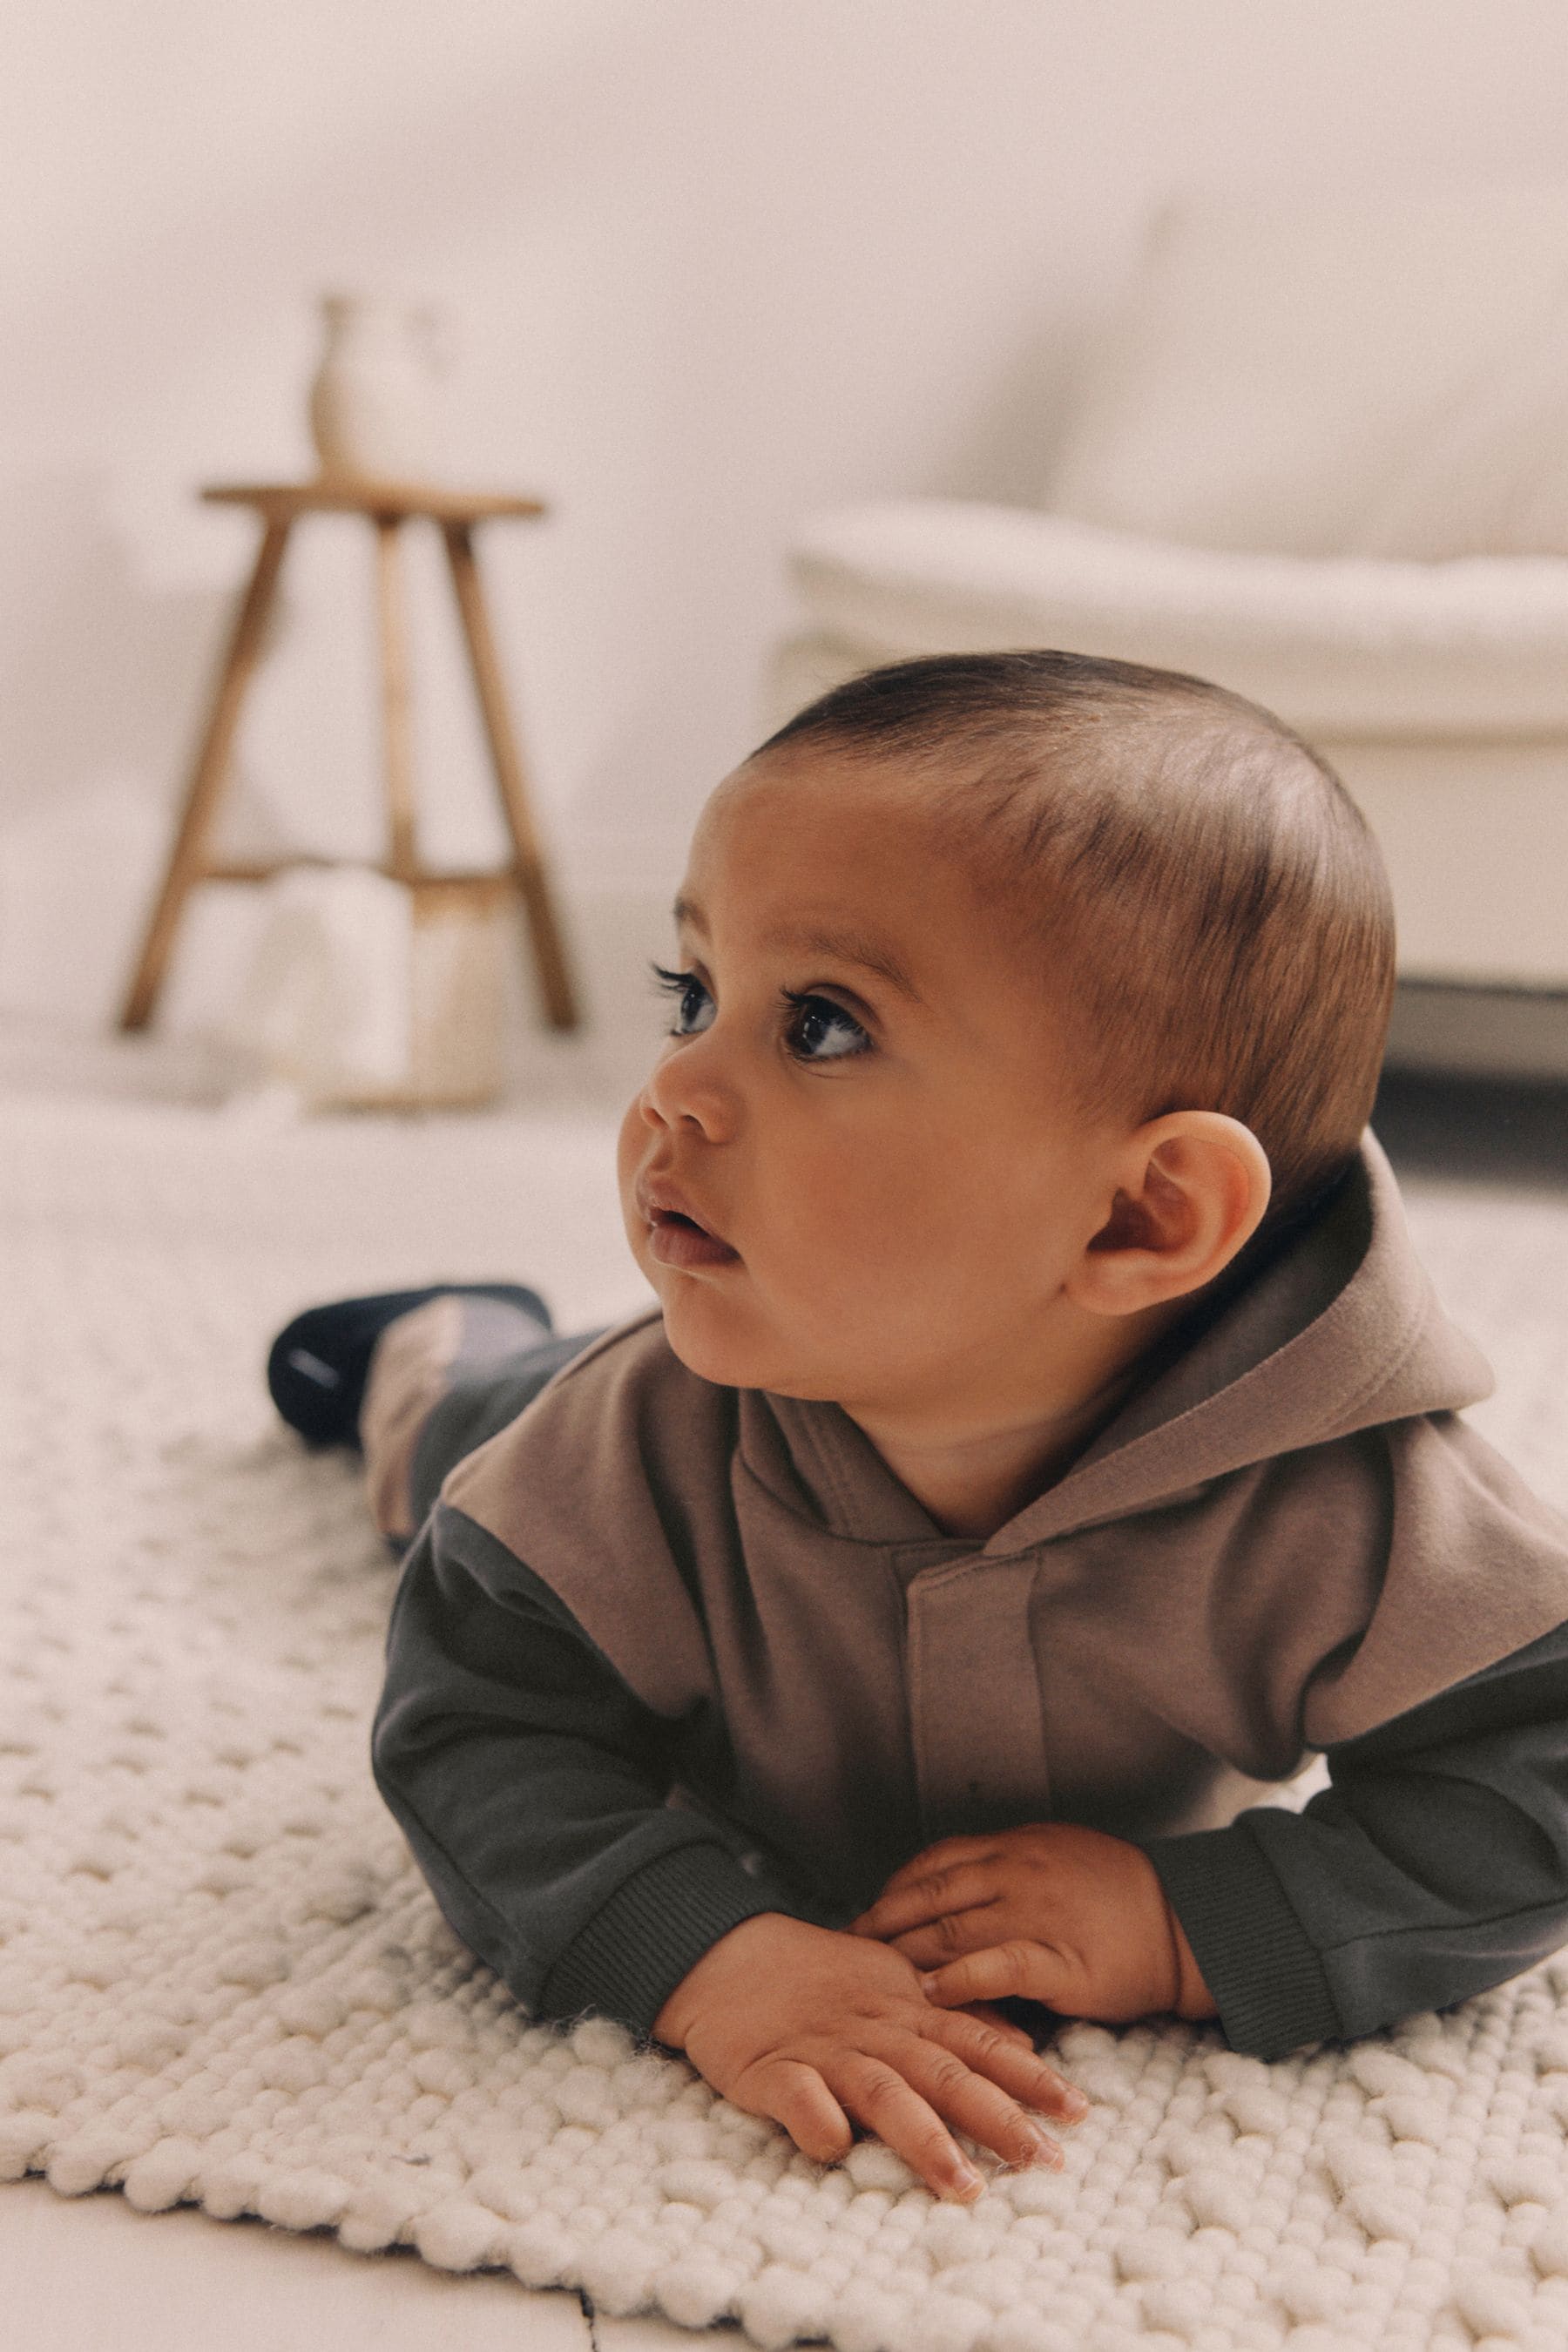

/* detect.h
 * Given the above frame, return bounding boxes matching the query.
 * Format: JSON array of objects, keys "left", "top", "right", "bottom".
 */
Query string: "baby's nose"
[{"left": 639, "top": 1051, "right": 738, "bottom": 1143}]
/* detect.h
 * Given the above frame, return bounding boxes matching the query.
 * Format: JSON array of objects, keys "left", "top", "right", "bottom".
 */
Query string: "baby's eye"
[
  {"left": 781, "top": 988, "right": 869, "bottom": 1063},
  {"left": 649, "top": 963, "right": 714, "bottom": 1037}
]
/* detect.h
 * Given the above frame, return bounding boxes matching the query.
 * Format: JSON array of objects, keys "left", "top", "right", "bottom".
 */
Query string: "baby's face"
[{"left": 616, "top": 749, "right": 1125, "bottom": 1416}]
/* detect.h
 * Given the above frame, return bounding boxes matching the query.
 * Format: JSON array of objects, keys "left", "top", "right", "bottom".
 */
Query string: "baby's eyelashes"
[
  {"left": 781, "top": 988, "right": 870, "bottom": 1061},
  {"left": 650, "top": 963, "right": 714, "bottom": 1037},
  {"left": 647, "top": 961, "right": 872, "bottom": 1064}
]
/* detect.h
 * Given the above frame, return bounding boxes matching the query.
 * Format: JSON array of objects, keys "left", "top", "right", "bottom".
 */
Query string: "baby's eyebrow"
[{"left": 672, "top": 894, "right": 923, "bottom": 1005}]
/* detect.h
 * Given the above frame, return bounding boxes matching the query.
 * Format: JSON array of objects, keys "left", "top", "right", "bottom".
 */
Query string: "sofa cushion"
[
  {"left": 787, "top": 502, "right": 1568, "bottom": 737},
  {"left": 1044, "top": 180, "right": 1568, "bottom": 559}
]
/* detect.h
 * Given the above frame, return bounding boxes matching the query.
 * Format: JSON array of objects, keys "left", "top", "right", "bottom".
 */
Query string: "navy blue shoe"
[{"left": 267, "top": 1283, "right": 552, "bottom": 1448}]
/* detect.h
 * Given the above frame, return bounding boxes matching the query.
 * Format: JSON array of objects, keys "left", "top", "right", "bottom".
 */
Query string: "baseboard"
[{"left": 1385, "top": 979, "right": 1568, "bottom": 1083}]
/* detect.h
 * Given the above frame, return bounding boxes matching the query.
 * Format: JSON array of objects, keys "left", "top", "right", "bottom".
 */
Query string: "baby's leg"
[
  {"left": 267, "top": 1283, "right": 606, "bottom": 1545},
  {"left": 363, "top": 1300, "right": 606, "bottom": 1542}
]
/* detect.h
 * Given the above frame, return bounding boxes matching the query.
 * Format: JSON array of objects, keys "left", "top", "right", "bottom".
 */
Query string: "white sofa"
[{"left": 767, "top": 180, "right": 1568, "bottom": 1004}]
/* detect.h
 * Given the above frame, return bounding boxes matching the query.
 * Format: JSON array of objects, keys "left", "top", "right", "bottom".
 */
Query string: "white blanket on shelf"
[{"left": 2, "top": 1093, "right": 1567, "bottom": 2352}]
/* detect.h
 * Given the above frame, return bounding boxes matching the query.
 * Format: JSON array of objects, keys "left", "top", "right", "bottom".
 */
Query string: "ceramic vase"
[{"left": 308, "top": 293, "right": 443, "bottom": 483}]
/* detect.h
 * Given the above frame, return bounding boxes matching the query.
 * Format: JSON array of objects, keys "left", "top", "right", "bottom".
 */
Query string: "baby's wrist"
[
  {"left": 1165, "top": 1900, "right": 1219, "bottom": 2021},
  {"left": 650, "top": 1910, "right": 794, "bottom": 2049}
]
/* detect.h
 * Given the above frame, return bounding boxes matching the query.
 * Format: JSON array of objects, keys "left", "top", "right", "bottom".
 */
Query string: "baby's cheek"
[{"left": 614, "top": 1097, "right": 647, "bottom": 1192}]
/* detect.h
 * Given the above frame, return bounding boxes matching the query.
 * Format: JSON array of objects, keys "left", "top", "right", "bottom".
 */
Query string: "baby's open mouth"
[{"left": 647, "top": 1207, "right": 741, "bottom": 1267}]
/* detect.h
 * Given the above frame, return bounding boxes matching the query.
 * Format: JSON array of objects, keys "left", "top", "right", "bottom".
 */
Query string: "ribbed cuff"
[
  {"left": 539, "top": 1839, "right": 786, "bottom": 2044},
  {"left": 1139, "top": 1824, "right": 1342, "bottom": 2060}
]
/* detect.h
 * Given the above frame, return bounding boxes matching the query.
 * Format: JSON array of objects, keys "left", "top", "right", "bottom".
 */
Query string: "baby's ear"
[{"left": 1066, "top": 1112, "right": 1272, "bottom": 1316}]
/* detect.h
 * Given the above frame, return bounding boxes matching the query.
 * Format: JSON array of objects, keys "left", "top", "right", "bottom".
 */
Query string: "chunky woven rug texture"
[{"left": 3, "top": 1093, "right": 1568, "bottom": 2352}]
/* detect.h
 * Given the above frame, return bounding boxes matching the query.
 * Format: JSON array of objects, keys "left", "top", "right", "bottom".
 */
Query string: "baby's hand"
[
  {"left": 649, "top": 1911, "right": 1090, "bottom": 2203},
  {"left": 847, "top": 1823, "right": 1217, "bottom": 2025}
]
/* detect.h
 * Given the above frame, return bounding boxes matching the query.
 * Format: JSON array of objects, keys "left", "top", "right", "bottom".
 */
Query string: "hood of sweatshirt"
[{"left": 754, "top": 1126, "right": 1495, "bottom": 1554}]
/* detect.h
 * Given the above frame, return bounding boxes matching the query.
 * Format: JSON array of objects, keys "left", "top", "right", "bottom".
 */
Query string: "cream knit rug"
[{"left": 3, "top": 1091, "right": 1568, "bottom": 2352}]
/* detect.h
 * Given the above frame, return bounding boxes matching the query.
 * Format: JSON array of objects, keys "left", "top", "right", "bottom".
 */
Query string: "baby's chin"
[{"left": 652, "top": 1282, "right": 844, "bottom": 1401}]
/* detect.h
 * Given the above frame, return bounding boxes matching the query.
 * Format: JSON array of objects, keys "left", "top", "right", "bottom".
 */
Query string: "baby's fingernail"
[
  {"left": 920, "top": 1973, "right": 940, "bottom": 1996},
  {"left": 1060, "top": 2088, "right": 1091, "bottom": 2121},
  {"left": 947, "top": 2159, "right": 983, "bottom": 2200},
  {"left": 1024, "top": 2124, "right": 1064, "bottom": 2166}
]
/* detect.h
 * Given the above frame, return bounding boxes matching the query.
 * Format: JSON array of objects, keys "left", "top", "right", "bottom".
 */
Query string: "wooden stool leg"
[
  {"left": 119, "top": 518, "right": 292, "bottom": 1031},
  {"left": 441, "top": 520, "right": 579, "bottom": 1030},
  {"left": 373, "top": 515, "right": 420, "bottom": 882}
]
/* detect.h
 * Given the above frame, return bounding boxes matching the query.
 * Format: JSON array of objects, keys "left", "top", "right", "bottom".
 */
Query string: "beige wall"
[{"left": 6, "top": 0, "right": 1568, "bottom": 1030}]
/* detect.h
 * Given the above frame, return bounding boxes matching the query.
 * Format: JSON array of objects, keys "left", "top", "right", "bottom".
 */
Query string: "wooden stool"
[{"left": 119, "top": 480, "right": 579, "bottom": 1033}]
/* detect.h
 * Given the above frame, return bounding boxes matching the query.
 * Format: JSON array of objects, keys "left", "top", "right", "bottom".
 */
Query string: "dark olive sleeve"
[
  {"left": 369, "top": 1500, "right": 806, "bottom": 2039},
  {"left": 1141, "top": 1617, "right": 1568, "bottom": 2058}
]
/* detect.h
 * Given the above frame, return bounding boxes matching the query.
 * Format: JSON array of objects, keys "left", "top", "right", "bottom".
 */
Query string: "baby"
[{"left": 269, "top": 650, "right": 1568, "bottom": 2207}]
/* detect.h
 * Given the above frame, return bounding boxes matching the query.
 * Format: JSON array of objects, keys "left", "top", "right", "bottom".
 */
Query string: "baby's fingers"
[
  {"left": 897, "top": 2033, "right": 1069, "bottom": 2178},
  {"left": 824, "top": 2053, "right": 987, "bottom": 2204},
  {"left": 854, "top": 1836, "right": 997, "bottom": 1916},
  {"left": 737, "top": 2056, "right": 855, "bottom": 2170},
  {"left": 851, "top": 1861, "right": 999, "bottom": 1941},
  {"left": 934, "top": 2005, "right": 1090, "bottom": 2130},
  {"left": 923, "top": 1939, "right": 1071, "bottom": 2013}
]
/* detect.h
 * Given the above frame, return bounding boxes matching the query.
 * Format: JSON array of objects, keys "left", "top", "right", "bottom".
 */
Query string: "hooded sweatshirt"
[{"left": 370, "top": 1132, "right": 1568, "bottom": 2060}]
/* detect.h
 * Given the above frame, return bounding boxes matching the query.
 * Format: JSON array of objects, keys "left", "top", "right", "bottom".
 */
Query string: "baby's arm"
[
  {"left": 371, "top": 1503, "right": 1087, "bottom": 2194},
  {"left": 852, "top": 1619, "right": 1568, "bottom": 2060},
  {"left": 371, "top": 1503, "right": 782, "bottom": 2031},
  {"left": 1143, "top": 1614, "right": 1568, "bottom": 2057}
]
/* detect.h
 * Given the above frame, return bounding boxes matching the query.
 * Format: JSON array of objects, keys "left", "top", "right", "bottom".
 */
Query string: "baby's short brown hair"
[{"left": 754, "top": 651, "right": 1396, "bottom": 1242}]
